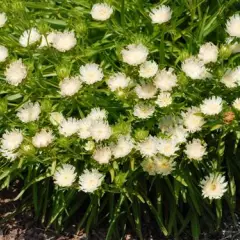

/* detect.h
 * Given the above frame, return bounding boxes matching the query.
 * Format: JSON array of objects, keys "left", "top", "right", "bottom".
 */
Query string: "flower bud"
[{"left": 50, "top": 112, "right": 64, "bottom": 126}]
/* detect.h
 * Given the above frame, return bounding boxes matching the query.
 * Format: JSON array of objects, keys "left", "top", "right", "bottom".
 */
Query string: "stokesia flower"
[
  {"left": 137, "top": 136, "right": 159, "bottom": 157},
  {"left": 79, "top": 169, "right": 104, "bottom": 193},
  {"left": 200, "top": 173, "right": 228, "bottom": 200},
  {"left": 93, "top": 146, "right": 111, "bottom": 164},
  {"left": 156, "top": 92, "right": 172, "bottom": 107},
  {"left": 19, "top": 28, "right": 41, "bottom": 47},
  {"left": 90, "top": 3, "right": 113, "bottom": 21},
  {"left": 112, "top": 135, "right": 134, "bottom": 158},
  {"left": 59, "top": 76, "right": 82, "bottom": 96},
  {"left": 59, "top": 117, "right": 80, "bottom": 137},
  {"left": 185, "top": 139, "right": 207, "bottom": 161},
  {"left": 182, "top": 107, "right": 205, "bottom": 133},
  {"left": 50, "top": 112, "right": 64, "bottom": 126},
  {"left": 121, "top": 44, "right": 149, "bottom": 66},
  {"left": 0, "top": 148, "right": 18, "bottom": 161},
  {"left": 107, "top": 72, "right": 130, "bottom": 91},
  {"left": 90, "top": 120, "right": 112, "bottom": 142},
  {"left": 4, "top": 59, "right": 27, "bottom": 86},
  {"left": 149, "top": 5, "right": 172, "bottom": 24},
  {"left": 133, "top": 103, "right": 155, "bottom": 119},
  {"left": 158, "top": 138, "right": 179, "bottom": 157},
  {"left": 78, "top": 118, "right": 92, "bottom": 139},
  {"left": 17, "top": 102, "right": 41, "bottom": 123},
  {"left": 52, "top": 31, "right": 77, "bottom": 52},
  {"left": 169, "top": 126, "right": 188, "bottom": 144},
  {"left": 226, "top": 14, "right": 240, "bottom": 38},
  {"left": 139, "top": 60, "right": 158, "bottom": 78},
  {"left": 0, "top": 12, "right": 7, "bottom": 27},
  {"left": 54, "top": 164, "right": 77, "bottom": 187},
  {"left": 154, "top": 68, "right": 177, "bottom": 91},
  {"left": 32, "top": 129, "right": 54, "bottom": 148},
  {"left": 198, "top": 42, "right": 218, "bottom": 64},
  {"left": 200, "top": 96, "right": 223, "bottom": 115},
  {"left": 135, "top": 83, "right": 157, "bottom": 99},
  {"left": 233, "top": 98, "right": 240, "bottom": 110},
  {"left": 80, "top": 63, "right": 104, "bottom": 84},
  {"left": 87, "top": 108, "right": 107, "bottom": 121},
  {"left": 221, "top": 70, "right": 238, "bottom": 88},
  {"left": 141, "top": 159, "right": 156, "bottom": 175},
  {"left": 0, "top": 45, "right": 8, "bottom": 62},
  {"left": 1, "top": 129, "right": 23, "bottom": 151},
  {"left": 182, "top": 57, "right": 208, "bottom": 80},
  {"left": 153, "top": 156, "right": 176, "bottom": 176}
]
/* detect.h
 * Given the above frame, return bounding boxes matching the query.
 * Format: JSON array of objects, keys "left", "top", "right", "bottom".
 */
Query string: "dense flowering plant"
[{"left": 0, "top": 0, "right": 240, "bottom": 239}]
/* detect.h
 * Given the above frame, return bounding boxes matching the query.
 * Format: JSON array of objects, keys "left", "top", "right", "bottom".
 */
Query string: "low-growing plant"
[{"left": 1, "top": 0, "right": 240, "bottom": 239}]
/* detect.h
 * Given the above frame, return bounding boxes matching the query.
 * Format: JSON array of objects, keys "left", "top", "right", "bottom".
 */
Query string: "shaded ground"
[{"left": 1, "top": 183, "right": 240, "bottom": 240}]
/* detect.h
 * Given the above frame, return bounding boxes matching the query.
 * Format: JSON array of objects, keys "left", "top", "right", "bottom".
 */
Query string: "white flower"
[
  {"left": 19, "top": 28, "right": 41, "bottom": 47},
  {"left": 0, "top": 148, "right": 18, "bottom": 161},
  {"left": 80, "top": 63, "right": 104, "bottom": 84},
  {"left": 90, "top": 121, "right": 112, "bottom": 142},
  {"left": 54, "top": 164, "right": 77, "bottom": 187},
  {"left": 200, "top": 96, "right": 223, "bottom": 115},
  {"left": 153, "top": 156, "right": 176, "bottom": 176},
  {"left": 50, "top": 112, "right": 65, "bottom": 126},
  {"left": 93, "top": 146, "right": 111, "bottom": 164},
  {"left": 78, "top": 118, "right": 92, "bottom": 139},
  {"left": 17, "top": 102, "right": 41, "bottom": 123},
  {"left": 4, "top": 59, "right": 27, "bottom": 86},
  {"left": 200, "top": 174, "right": 228, "bottom": 200},
  {"left": 221, "top": 69, "right": 238, "bottom": 88},
  {"left": 141, "top": 159, "right": 156, "bottom": 175},
  {"left": 135, "top": 83, "right": 157, "bottom": 99},
  {"left": 182, "top": 57, "right": 208, "bottom": 80},
  {"left": 226, "top": 14, "right": 240, "bottom": 38},
  {"left": 233, "top": 98, "right": 240, "bottom": 110},
  {"left": 79, "top": 169, "right": 104, "bottom": 193},
  {"left": 0, "top": 45, "right": 8, "bottom": 62},
  {"left": 198, "top": 42, "right": 218, "bottom": 64},
  {"left": 59, "top": 76, "right": 82, "bottom": 97},
  {"left": 52, "top": 31, "right": 77, "bottom": 52},
  {"left": 137, "top": 136, "right": 159, "bottom": 157},
  {"left": 87, "top": 108, "right": 107, "bottom": 121},
  {"left": 139, "top": 60, "right": 158, "bottom": 78},
  {"left": 133, "top": 103, "right": 155, "bottom": 119},
  {"left": 158, "top": 138, "right": 179, "bottom": 157},
  {"left": 112, "top": 135, "right": 134, "bottom": 158},
  {"left": 90, "top": 3, "right": 113, "bottom": 21},
  {"left": 32, "top": 129, "right": 54, "bottom": 148},
  {"left": 232, "top": 66, "right": 240, "bottom": 85},
  {"left": 169, "top": 126, "right": 188, "bottom": 144},
  {"left": 156, "top": 92, "right": 172, "bottom": 107},
  {"left": 149, "top": 5, "right": 172, "bottom": 24},
  {"left": 0, "top": 13, "right": 7, "bottom": 27},
  {"left": 182, "top": 107, "right": 205, "bottom": 133},
  {"left": 154, "top": 68, "right": 177, "bottom": 91},
  {"left": 185, "top": 139, "right": 207, "bottom": 161},
  {"left": 107, "top": 72, "right": 130, "bottom": 91},
  {"left": 39, "top": 32, "right": 56, "bottom": 48},
  {"left": 59, "top": 118, "right": 80, "bottom": 137},
  {"left": 230, "top": 42, "right": 240, "bottom": 54},
  {"left": 1, "top": 129, "right": 23, "bottom": 151},
  {"left": 121, "top": 44, "right": 149, "bottom": 66}
]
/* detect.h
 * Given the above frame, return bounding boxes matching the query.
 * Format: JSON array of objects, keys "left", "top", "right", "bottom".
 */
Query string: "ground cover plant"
[{"left": 0, "top": 0, "right": 240, "bottom": 239}]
